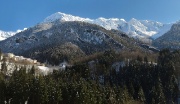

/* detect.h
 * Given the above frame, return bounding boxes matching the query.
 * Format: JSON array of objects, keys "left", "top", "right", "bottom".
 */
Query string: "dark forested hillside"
[{"left": 0, "top": 49, "right": 179, "bottom": 104}]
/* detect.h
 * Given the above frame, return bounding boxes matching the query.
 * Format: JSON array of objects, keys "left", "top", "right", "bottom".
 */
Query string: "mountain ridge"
[
  {"left": 43, "top": 12, "right": 173, "bottom": 40},
  {"left": 0, "top": 12, "right": 174, "bottom": 41}
]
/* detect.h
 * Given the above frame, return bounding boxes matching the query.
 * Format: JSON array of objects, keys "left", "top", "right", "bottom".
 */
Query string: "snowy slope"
[
  {"left": 43, "top": 12, "right": 127, "bottom": 30},
  {"left": 43, "top": 12, "right": 173, "bottom": 39}
]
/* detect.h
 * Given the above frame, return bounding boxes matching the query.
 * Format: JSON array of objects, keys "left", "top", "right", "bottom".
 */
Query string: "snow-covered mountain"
[
  {"left": 0, "top": 28, "right": 27, "bottom": 41},
  {"left": 43, "top": 12, "right": 173, "bottom": 39},
  {"left": 0, "top": 12, "right": 173, "bottom": 41}
]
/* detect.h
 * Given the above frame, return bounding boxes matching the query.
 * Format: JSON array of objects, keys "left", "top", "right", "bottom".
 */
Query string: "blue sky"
[{"left": 0, "top": 0, "right": 180, "bottom": 31}]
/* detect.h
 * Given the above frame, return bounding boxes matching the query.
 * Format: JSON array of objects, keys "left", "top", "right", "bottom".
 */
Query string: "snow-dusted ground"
[
  {"left": 0, "top": 59, "right": 67, "bottom": 76},
  {"left": 0, "top": 61, "right": 54, "bottom": 76}
]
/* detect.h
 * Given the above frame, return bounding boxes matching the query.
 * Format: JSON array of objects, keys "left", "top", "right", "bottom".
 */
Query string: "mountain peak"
[
  {"left": 56, "top": 12, "right": 67, "bottom": 15},
  {"left": 43, "top": 12, "right": 92, "bottom": 23},
  {"left": 130, "top": 18, "right": 137, "bottom": 21},
  {"left": 129, "top": 18, "right": 140, "bottom": 24},
  {"left": 43, "top": 12, "right": 68, "bottom": 22}
]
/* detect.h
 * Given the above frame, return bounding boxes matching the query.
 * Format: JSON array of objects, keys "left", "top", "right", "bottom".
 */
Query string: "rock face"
[{"left": 153, "top": 22, "right": 180, "bottom": 50}]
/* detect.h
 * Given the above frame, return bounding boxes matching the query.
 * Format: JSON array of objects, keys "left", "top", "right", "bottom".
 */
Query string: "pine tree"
[
  {"left": 29, "top": 65, "right": 36, "bottom": 75},
  {"left": 47, "top": 76, "right": 62, "bottom": 103},
  {"left": 144, "top": 56, "right": 148, "bottom": 63},
  {"left": 8, "top": 67, "right": 31, "bottom": 104},
  {"left": 152, "top": 78, "right": 166, "bottom": 104},
  {"left": 0, "top": 49, "right": 2, "bottom": 61},
  {"left": 137, "top": 86, "right": 145, "bottom": 103},
  {"left": 121, "top": 86, "right": 132, "bottom": 104},
  {"left": 1, "top": 57, "right": 7, "bottom": 73},
  {"left": 0, "top": 73, "right": 6, "bottom": 104},
  {"left": 39, "top": 76, "right": 49, "bottom": 104}
]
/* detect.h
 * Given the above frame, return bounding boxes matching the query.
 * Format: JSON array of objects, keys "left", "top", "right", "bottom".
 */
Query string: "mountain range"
[
  {"left": 0, "top": 12, "right": 174, "bottom": 41},
  {"left": 0, "top": 12, "right": 179, "bottom": 64},
  {"left": 44, "top": 12, "right": 173, "bottom": 40}
]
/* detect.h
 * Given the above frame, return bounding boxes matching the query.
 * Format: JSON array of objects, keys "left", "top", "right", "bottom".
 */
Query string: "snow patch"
[{"left": 37, "top": 66, "right": 50, "bottom": 75}]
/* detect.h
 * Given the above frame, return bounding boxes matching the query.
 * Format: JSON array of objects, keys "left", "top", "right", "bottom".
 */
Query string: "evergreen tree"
[
  {"left": 39, "top": 76, "right": 49, "bottom": 104},
  {"left": 137, "top": 86, "right": 145, "bottom": 103},
  {"left": 152, "top": 78, "right": 166, "bottom": 104},
  {"left": 0, "top": 73, "right": 6, "bottom": 104},
  {"left": 0, "top": 49, "right": 2, "bottom": 61},
  {"left": 1, "top": 57, "right": 7, "bottom": 73}
]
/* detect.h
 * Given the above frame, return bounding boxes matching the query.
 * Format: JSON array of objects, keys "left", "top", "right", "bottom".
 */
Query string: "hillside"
[{"left": 0, "top": 21, "right": 153, "bottom": 64}]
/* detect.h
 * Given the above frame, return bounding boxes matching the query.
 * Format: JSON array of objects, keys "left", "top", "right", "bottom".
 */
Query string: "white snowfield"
[{"left": 43, "top": 12, "right": 173, "bottom": 39}]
